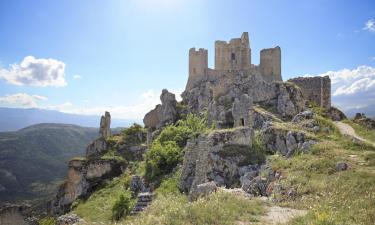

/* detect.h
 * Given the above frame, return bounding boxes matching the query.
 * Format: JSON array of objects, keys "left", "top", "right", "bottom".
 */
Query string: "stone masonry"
[
  {"left": 288, "top": 76, "right": 331, "bottom": 109},
  {"left": 186, "top": 32, "right": 282, "bottom": 90}
]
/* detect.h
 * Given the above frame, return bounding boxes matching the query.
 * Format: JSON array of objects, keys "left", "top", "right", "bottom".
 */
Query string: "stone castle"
[{"left": 186, "top": 32, "right": 282, "bottom": 90}]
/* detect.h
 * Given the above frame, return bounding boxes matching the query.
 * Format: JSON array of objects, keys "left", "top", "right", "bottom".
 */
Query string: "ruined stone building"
[
  {"left": 186, "top": 32, "right": 282, "bottom": 90},
  {"left": 288, "top": 76, "right": 331, "bottom": 109}
]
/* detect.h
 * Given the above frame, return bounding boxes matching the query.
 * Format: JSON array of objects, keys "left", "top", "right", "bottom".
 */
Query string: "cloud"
[
  {"left": 0, "top": 56, "right": 67, "bottom": 87},
  {"left": 73, "top": 75, "right": 82, "bottom": 79},
  {"left": 0, "top": 93, "right": 47, "bottom": 108},
  {"left": 370, "top": 57, "right": 375, "bottom": 62},
  {"left": 44, "top": 89, "right": 183, "bottom": 119},
  {"left": 302, "top": 66, "right": 375, "bottom": 111},
  {"left": 363, "top": 19, "right": 375, "bottom": 33}
]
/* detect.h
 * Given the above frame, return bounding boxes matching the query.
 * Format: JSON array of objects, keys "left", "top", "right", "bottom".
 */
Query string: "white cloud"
[
  {"left": 0, "top": 93, "right": 47, "bottom": 108},
  {"left": 0, "top": 56, "right": 67, "bottom": 87},
  {"left": 43, "top": 89, "right": 183, "bottom": 119},
  {"left": 370, "top": 56, "right": 375, "bottom": 62},
  {"left": 73, "top": 75, "right": 82, "bottom": 79},
  {"left": 302, "top": 66, "right": 375, "bottom": 110},
  {"left": 363, "top": 19, "right": 375, "bottom": 33}
]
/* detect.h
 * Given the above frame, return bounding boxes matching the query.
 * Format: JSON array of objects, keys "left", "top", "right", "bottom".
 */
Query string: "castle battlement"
[{"left": 186, "top": 32, "right": 282, "bottom": 90}]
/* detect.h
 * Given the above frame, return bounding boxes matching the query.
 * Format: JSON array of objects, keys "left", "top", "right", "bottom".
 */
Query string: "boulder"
[
  {"left": 335, "top": 162, "right": 350, "bottom": 171},
  {"left": 56, "top": 214, "right": 86, "bottom": 225},
  {"left": 292, "top": 110, "right": 314, "bottom": 123},
  {"left": 326, "top": 107, "right": 347, "bottom": 121},
  {"left": 189, "top": 181, "right": 217, "bottom": 201}
]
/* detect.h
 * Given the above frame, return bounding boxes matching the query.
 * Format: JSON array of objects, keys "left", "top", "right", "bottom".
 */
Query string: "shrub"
[
  {"left": 145, "top": 141, "right": 182, "bottom": 181},
  {"left": 112, "top": 193, "right": 132, "bottom": 221},
  {"left": 122, "top": 123, "right": 146, "bottom": 145}
]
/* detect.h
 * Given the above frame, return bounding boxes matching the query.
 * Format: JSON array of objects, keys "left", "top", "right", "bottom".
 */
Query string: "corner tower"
[
  {"left": 186, "top": 48, "right": 208, "bottom": 90},
  {"left": 259, "top": 46, "right": 282, "bottom": 82}
]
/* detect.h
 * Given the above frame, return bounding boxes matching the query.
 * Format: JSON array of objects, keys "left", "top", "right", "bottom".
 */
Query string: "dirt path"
[
  {"left": 259, "top": 206, "right": 307, "bottom": 225},
  {"left": 334, "top": 121, "right": 375, "bottom": 147}
]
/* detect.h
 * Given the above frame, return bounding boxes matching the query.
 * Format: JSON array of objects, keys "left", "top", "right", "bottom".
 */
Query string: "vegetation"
[
  {"left": 145, "top": 114, "right": 209, "bottom": 181},
  {"left": 343, "top": 119, "right": 375, "bottom": 143},
  {"left": 121, "top": 123, "right": 147, "bottom": 145},
  {"left": 124, "top": 191, "right": 265, "bottom": 225},
  {"left": 112, "top": 193, "right": 132, "bottom": 221},
  {"left": 38, "top": 217, "right": 56, "bottom": 225},
  {"left": 0, "top": 123, "right": 97, "bottom": 203},
  {"left": 73, "top": 174, "right": 136, "bottom": 223}
]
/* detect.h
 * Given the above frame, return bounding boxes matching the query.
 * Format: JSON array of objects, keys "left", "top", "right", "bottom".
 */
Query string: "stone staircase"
[{"left": 130, "top": 192, "right": 154, "bottom": 215}]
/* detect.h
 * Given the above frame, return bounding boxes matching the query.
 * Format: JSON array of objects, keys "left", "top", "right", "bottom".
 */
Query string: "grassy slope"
[{"left": 71, "top": 114, "right": 375, "bottom": 225}]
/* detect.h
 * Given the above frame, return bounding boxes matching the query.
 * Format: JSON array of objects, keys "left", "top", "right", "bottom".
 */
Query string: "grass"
[
  {"left": 266, "top": 121, "right": 375, "bottom": 225},
  {"left": 123, "top": 191, "right": 265, "bottom": 225},
  {"left": 343, "top": 119, "right": 375, "bottom": 143},
  {"left": 73, "top": 173, "right": 135, "bottom": 224}
]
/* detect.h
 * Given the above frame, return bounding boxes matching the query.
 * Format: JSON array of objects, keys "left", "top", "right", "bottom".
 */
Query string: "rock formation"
[
  {"left": 353, "top": 113, "right": 375, "bottom": 130},
  {"left": 99, "top": 111, "right": 111, "bottom": 138},
  {"left": 179, "top": 127, "right": 257, "bottom": 196},
  {"left": 0, "top": 204, "right": 37, "bottom": 225}
]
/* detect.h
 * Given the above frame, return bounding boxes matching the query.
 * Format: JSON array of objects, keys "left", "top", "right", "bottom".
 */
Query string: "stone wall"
[
  {"left": 187, "top": 48, "right": 208, "bottom": 90},
  {"left": 259, "top": 46, "right": 282, "bottom": 82},
  {"left": 214, "top": 32, "right": 251, "bottom": 71},
  {"left": 288, "top": 76, "right": 331, "bottom": 109}
]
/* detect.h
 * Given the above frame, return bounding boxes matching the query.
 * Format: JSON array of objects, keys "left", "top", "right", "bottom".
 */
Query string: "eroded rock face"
[
  {"left": 261, "top": 125, "right": 316, "bottom": 157},
  {"left": 275, "top": 82, "right": 305, "bottom": 118},
  {"left": 0, "top": 204, "right": 37, "bottom": 225},
  {"left": 50, "top": 159, "right": 126, "bottom": 215},
  {"left": 143, "top": 89, "right": 178, "bottom": 130},
  {"left": 179, "top": 127, "right": 261, "bottom": 197},
  {"left": 86, "top": 137, "right": 108, "bottom": 158},
  {"left": 99, "top": 111, "right": 111, "bottom": 139}
]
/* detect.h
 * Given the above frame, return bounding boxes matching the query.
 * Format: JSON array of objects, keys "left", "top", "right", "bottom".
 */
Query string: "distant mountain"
[
  {"left": 0, "top": 107, "right": 139, "bottom": 132},
  {"left": 0, "top": 123, "right": 99, "bottom": 203},
  {"left": 343, "top": 104, "right": 375, "bottom": 119}
]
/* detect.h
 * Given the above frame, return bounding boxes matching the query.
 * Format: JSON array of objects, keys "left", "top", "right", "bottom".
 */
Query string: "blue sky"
[{"left": 0, "top": 0, "right": 374, "bottom": 119}]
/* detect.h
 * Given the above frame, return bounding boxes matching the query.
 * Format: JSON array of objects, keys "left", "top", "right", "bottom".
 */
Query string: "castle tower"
[
  {"left": 186, "top": 48, "right": 208, "bottom": 90},
  {"left": 259, "top": 46, "right": 282, "bottom": 82},
  {"left": 214, "top": 32, "right": 251, "bottom": 71}
]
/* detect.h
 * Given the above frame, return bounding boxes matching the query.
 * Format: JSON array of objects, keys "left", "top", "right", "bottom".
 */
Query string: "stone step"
[{"left": 130, "top": 192, "right": 154, "bottom": 215}]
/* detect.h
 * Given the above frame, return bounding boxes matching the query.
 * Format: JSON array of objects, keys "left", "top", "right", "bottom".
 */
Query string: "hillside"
[
  {"left": 0, "top": 123, "right": 99, "bottom": 203},
  {"left": 0, "top": 107, "right": 137, "bottom": 132}
]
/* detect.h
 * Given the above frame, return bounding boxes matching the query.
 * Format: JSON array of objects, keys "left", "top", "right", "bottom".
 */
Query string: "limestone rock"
[
  {"left": 292, "top": 110, "right": 314, "bottom": 123},
  {"left": 261, "top": 125, "right": 315, "bottom": 157},
  {"left": 56, "top": 214, "right": 86, "bottom": 225},
  {"left": 86, "top": 137, "right": 108, "bottom": 158},
  {"left": 335, "top": 162, "right": 350, "bottom": 171},
  {"left": 99, "top": 111, "right": 111, "bottom": 139},
  {"left": 50, "top": 159, "right": 126, "bottom": 215},
  {"left": 326, "top": 106, "right": 347, "bottom": 121},
  {"left": 179, "top": 127, "right": 257, "bottom": 195},
  {"left": 143, "top": 89, "right": 178, "bottom": 130},
  {"left": 353, "top": 113, "right": 375, "bottom": 130},
  {"left": 276, "top": 82, "right": 305, "bottom": 118},
  {"left": 0, "top": 204, "right": 36, "bottom": 225},
  {"left": 189, "top": 181, "right": 217, "bottom": 201}
]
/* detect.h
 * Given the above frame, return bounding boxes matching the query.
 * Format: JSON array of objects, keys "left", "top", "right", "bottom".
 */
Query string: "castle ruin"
[
  {"left": 186, "top": 32, "right": 282, "bottom": 90},
  {"left": 288, "top": 76, "right": 331, "bottom": 109}
]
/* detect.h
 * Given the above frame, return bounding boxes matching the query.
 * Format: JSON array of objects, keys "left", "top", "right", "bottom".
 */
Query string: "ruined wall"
[
  {"left": 259, "top": 46, "right": 282, "bottom": 82},
  {"left": 215, "top": 32, "right": 251, "bottom": 71},
  {"left": 187, "top": 48, "right": 208, "bottom": 90},
  {"left": 288, "top": 76, "right": 331, "bottom": 109}
]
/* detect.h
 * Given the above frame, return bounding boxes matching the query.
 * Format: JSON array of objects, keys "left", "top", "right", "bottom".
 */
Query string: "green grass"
[
  {"left": 343, "top": 119, "right": 375, "bottom": 143},
  {"left": 266, "top": 123, "right": 375, "bottom": 225},
  {"left": 123, "top": 191, "right": 265, "bottom": 225},
  {"left": 73, "top": 174, "right": 135, "bottom": 224}
]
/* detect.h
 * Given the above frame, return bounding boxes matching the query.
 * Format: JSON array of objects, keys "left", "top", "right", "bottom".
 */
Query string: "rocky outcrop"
[
  {"left": 56, "top": 214, "right": 86, "bottom": 225},
  {"left": 353, "top": 113, "right": 375, "bottom": 130},
  {"left": 0, "top": 204, "right": 37, "bottom": 225},
  {"left": 261, "top": 125, "right": 316, "bottom": 157},
  {"left": 143, "top": 89, "right": 177, "bottom": 130},
  {"left": 99, "top": 111, "right": 111, "bottom": 138},
  {"left": 50, "top": 158, "right": 126, "bottom": 215},
  {"left": 86, "top": 137, "right": 108, "bottom": 158},
  {"left": 326, "top": 107, "right": 347, "bottom": 121},
  {"left": 179, "top": 127, "right": 264, "bottom": 198},
  {"left": 189, "top": 181, "right": 217, "bottom": 201},
  {"left": 275, "top": 82, "right": 305, "bottom": 118}
]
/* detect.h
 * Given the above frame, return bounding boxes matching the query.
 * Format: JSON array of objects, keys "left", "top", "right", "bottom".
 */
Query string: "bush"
[
  {"left": 122, "top": 123, "right": 146, "bottom": 145},
  {"left": 112, "top": 193, "right": 132, "bottom": 221},
  {"left": 145, "top": 141, "right": 182, "bottom": 181}
]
